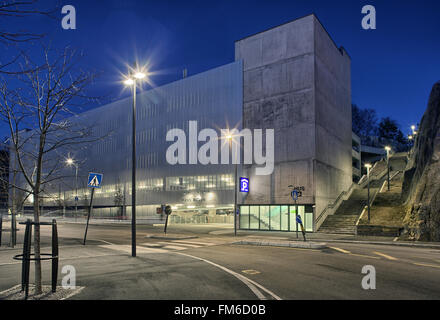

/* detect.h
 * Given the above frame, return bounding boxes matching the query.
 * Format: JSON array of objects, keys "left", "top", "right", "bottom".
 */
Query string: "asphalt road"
[{"left": 1, "top": 222, "right": 440, "bottom": 300}]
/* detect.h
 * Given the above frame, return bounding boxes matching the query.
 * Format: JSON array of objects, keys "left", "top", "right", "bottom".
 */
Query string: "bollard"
[{"left": 51, "top": 219, "right": 58, "bottom": 293}]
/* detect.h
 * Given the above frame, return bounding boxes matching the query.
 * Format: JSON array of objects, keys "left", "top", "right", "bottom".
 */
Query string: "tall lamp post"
[
  {"left": 385, "top": 146, "right": 391, "bottom": 191},
  {"left": 66, "top": 157, "right": 78, "bottom": 221},
  {"left": 124, "top": 69, "right": 147, "bottom": 257},
  {"left": 227, "top": 133, "right": 238, "bottom": 236},
  {"left": 365, "top": 163, "right": 371, "bottom": 223}
]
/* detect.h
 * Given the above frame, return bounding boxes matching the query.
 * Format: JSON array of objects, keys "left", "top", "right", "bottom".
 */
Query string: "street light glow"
[
  {"left": 385, "top": 146, "right": 391, "bottom": 152},
  {"left": 124, "top": 78, "right": 134, "bottom": 86},
  {"left": 66, "top": 158, "right": 74, "bottom": 166},
  {"left": 134, "top": 72, "right": 146, "bottom": 79},
  {"left": 411, "top": 125, "right": 416, "bottom": 131},
  {"left": 365, "top": 163, "right": 372, "bottom": 169}
]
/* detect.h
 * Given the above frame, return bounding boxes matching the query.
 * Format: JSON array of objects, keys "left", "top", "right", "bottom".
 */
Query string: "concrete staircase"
[
  {"left": 318, "top": 214, "right": 359, "bottom": 234},
  {"left": 319, "top": 185, "right": 380, "bottom": 234}
]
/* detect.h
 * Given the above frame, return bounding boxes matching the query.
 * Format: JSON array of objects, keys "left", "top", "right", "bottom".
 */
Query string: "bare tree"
[
  {"left": 0, "top": 46, "right": 101, "bottom": 294},
  {"left": 0, "top": 0, "right": 58, "bottom": 74}
]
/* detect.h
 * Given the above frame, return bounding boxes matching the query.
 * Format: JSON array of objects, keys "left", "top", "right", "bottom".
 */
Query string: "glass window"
[
  {"left": 239, "top": 206, "right": 250, "bottom": 229},
  {"left": 270, "top": 206, "right": 281, "bottom": 230},
  {"left": 259, "top": 206, "right": 270, "bottom": 230},
  {"left": 289, "top": 205, "right": 297, "bottom": 231},
  {"left": 305, "top": 205, "right": 314, "bottom": 232},
  {"left": 249, "top": 206, "right": 259, "bottom": 229},
  {"left": 280, "top": 206, "right": 289, "bottom": 231}
]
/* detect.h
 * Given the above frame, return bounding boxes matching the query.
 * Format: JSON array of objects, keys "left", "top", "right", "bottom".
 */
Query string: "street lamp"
[
  {"left": 65, "top": 157, "right": 78, "bottom": 221},
  {"left": 226, "top": 133, "right": 238, "bottom": 236},
  {"left": 124, "top": 67, "right": 148, "bottom": 257},
  {"left": 385, "top": 146, "right": 391, "bottom": 191},
  {"left": 365, "top": 163, "right": 372, "bottom": 223}
]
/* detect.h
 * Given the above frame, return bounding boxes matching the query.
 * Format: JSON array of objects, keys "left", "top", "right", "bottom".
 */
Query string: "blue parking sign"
[{"left": 240, "top": 177, "right": 249, "bottom": 192}]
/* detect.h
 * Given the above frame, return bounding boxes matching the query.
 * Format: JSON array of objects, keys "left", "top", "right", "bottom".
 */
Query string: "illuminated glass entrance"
[{"left": 239, "top": 205, "right": 314, "bottom": 232}]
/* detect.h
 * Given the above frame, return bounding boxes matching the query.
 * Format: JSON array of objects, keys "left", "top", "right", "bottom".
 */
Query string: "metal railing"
[{"left": 12, "top": 219, "right": 59, "bottom": 300}]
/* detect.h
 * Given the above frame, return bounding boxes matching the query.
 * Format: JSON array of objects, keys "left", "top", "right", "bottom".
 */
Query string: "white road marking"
[
  {"left": 413, "top": 262, "right": 440, "bottom": 269},
  {"left": 140, "top": 243, "right": 163, "bottom": 247},
  {"left": 173, "top": 239, "right": 218, "bottom": 246},
  {"left": 159, "top": 241, "right": 202, "bottom": 248},
  {"left": 99, "top": 244, "right": 168, "bottom": 254},
  {"left": 242, "top": 269, "right": 261, "bottom": 275},
  {"left": 162, "top": 245, "right": 188, "bottom": 251},
  {"left": 174, "top": 251, "right": 282, "bottom": 300},
  {"left": 373, "top": 251, "right": 398, "bottom": 261}
]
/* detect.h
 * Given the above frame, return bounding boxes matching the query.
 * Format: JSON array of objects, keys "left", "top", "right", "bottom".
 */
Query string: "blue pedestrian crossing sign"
[{"left": 87, "top": 173, "right": 103, "bottom": 188}]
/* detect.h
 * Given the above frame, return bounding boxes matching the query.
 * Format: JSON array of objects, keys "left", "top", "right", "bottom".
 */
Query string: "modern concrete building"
[
  {"left": 236, "top": 14, "right": 352, "bottom": 231},
  {"left": 11, "top": 14, "right": 352, "bottom": 232}
]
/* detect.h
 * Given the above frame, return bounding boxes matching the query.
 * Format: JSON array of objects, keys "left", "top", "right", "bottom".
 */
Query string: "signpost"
[
  {"left": 296, "top": 214, "right": 306, "bottom": 242},
  {"left": 290, "top": 186, "right": 306, "bottom": 241},
  {"left": 163, "top": 205, "right": 172, "bottom": 234},
  {"left": 83, "top": 173, "right": 103, "bottom": 245}
]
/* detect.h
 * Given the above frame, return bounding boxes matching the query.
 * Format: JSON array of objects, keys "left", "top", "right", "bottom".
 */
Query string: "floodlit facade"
[{"left": 11, "top": 14, "right": 352, "bottom": 232}]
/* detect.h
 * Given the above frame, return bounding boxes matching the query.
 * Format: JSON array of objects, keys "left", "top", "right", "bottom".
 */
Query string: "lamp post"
[
  {"left": 385, "top": 146, "right": 391, "bottom": 191},
  {"left": 227, "top": 133, "right": 238, "bottom": 236},
  {"left": 365, "top": 163, "right": 371, "bottom": 223},
  {"left": 124, "top": 69, "right": 147, "bottom": 257},
  {"left": 66, "top": 158, "right": 78, "bottom": 221}
]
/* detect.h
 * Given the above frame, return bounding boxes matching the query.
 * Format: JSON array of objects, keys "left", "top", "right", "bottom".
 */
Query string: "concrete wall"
[
  {"left": 313, "top": 17, "right": 352, "bottom": 228},
  {"left": 236, "top": 14, "right": 352, "bottom": 230},
  {"left": 235, "top": 15, "right": 316, "bottom": 206}
]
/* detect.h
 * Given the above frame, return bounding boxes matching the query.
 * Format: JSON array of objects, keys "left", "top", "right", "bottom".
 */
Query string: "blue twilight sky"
[{"left": 1, "top": 0, "right": 439, "bottom": 139}]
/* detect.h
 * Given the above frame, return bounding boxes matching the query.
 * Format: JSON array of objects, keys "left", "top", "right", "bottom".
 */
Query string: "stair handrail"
[{"left": 316, "top": 182, "right": 356, "bottom": 227}]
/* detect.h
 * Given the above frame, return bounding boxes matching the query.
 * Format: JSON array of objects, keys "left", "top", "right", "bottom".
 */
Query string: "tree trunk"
[{"left": 33, "top": 190, "right": 42, "bottom": 294}]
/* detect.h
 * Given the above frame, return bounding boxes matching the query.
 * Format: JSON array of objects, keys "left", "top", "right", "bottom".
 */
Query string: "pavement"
[{"left": 1, "top": 221, "right": 440, "bottom": 300}]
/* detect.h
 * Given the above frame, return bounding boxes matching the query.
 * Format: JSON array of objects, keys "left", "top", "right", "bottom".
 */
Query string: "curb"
[
  {"left": 318, "top": 239, "right": 440, "bottom": 250},
  {"left": 233, "top": 240, "right": 327, "bottom": 249},
  {"left": 145, "top": 234, "right": 198, "bottom": 240}
]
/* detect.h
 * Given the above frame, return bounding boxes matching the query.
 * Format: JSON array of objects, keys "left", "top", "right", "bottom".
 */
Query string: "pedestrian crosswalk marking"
[
  {"left": 173, "top": 239, "right": 217, "bottom": 246},
  {"left": 99, "top": 244, "right": 168, "bottom": 254},
  {"left": 162, "top": 245, "right": 189, "bottom": 251},
  {"left": 157, "top": 241, "right": 201, "bottom": 248}
]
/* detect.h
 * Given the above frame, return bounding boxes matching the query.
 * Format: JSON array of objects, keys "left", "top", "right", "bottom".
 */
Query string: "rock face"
[{"left": 402, "top": 81, "right": 440, "bottom": 241}]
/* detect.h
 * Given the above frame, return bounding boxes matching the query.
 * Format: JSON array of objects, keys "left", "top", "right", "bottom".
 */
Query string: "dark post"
[
  {"left": 367, "top": 175, "right": 371, "bottom": 223},
  {"left": 24, "top": 220, "right": 32, "bottom": 299},
  {"left": 51, "top": 219, "right": 58, "bottom": 293},
  {"left": 83, "top": 188, "right": 95, "bottom": 245},
  {"left": 21, "top": 220, "right": 31, "bottom": 291},
  {"left": 387, "top": 158, "right": 390, "bottom": 191},
  {"left": 234, "top": 162, "right": 238, "bottom": 236},
  {"left": 0, "top": 213, "right": 2, "bottom": 246},
  {"left": 132, "top": 79, "right": 137, "bottom": 257},
  {"left": 164, "top": 214, "right": 169, "bottom": 234},
  {"left": 295, "top": 201, "right": 298, "bottom": 239}
]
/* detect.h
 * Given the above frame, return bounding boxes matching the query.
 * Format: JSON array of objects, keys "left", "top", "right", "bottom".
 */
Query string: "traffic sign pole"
[{"left": 83, "top": 188, "right": 95, "bottom": 245}]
